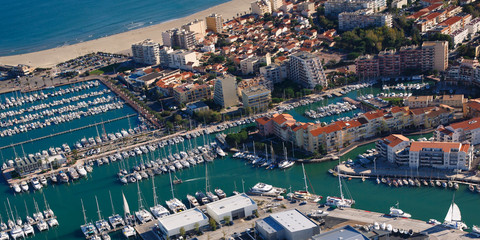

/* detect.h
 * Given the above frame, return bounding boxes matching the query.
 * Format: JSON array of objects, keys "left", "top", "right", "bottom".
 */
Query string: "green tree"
[
  {"left": 209, "top": 218, "right": 217, "bottom": 231},
  {"left": 194, "top": 222, "right": 200, "bottom": 234},
  {"left": 223, "top": 216, "right": 231, "bottom": 225},
  {"left": 179, "top": 227, "right": 186, "bottom": 237}
]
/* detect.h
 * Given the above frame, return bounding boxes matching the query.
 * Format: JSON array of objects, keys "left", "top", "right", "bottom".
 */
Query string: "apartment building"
[
  {"left": 160, "top": 48, "right": 199, "bottom": 71},
  {"left": 288, "top": 52, "right": 327, "bottom": 89},
  {"left": 206, "top": 14, "right": 224, "bottom": 33},
  {"left": 376, "top": 134, "right": 411, "bottom": 164},
  {"left": 324, "top": 0, "right": 383, "bottom": 16},
  {"left": 240, "top": 54, "right": 271, "bottom": 75},
  {"left": 162, "top": 28, "right": 197, "bottom": 50},
  {"left": 131, "top": 39, "right": 160, "bottom": 65},
  {"left": 356, "top": 41, "right": 448, "bottom": 78},
  {"left": 409, "top": 141, "right": 472, "bottom": 170},
  {"left": 241, "top": 86, "right": 271, "bottom": 112},
  {"left": 182, "top": 19, "right": 206, "bottom": 41},
  {"left": 338, "top": 9, "right": 392, "bottom": 31},
  {"left": 376, "top": 134, "right": 473, "bottom": 170},
  {"left": 251, "top": 0, "right": 272, "bottom": 16},
  {"left": 260, "top": 63, "right": 288, "bottom": 84},
  {"left": 435, "top": 117, "right": 480, "bottom": 145},
  {"left": 173, "top": 83, "right": 212, "bottom": 104},
  {"left": 213, "top": 74, "right": 238, "bottom": 108}
]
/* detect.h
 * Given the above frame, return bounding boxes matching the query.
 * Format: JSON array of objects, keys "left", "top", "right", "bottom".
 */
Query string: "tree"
[
  {"left": 179, "top": 227, "right": 186, "bottom": 237},
  {"left": 194, "top": 222, "right": 200, "bottom": 234},
  {"left": 209, "top": 218, "right": 217, "bottom": 231},
  {"left": 223, "top": 216, "right": 231, "bottom": 226}
]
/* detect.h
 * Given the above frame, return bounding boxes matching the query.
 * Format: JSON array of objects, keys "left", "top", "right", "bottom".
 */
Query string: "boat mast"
[
  {"left": 95, "top": 196, "right": 102, "bottom": 221},
  {"left": 338, "top": 173, "right": 344, "bottom": 200},
  {"left": 302, "top": 163, "right": 308, "bottom": 192},
  {"left": 6, "top": 198, "right": 14, "bottom": 223},
  {"left": 43, "top": 193, "right": 50, "bottom": 211},
  {"left": 109, "top": 191, "right": 115, "bottom": 215},
  {"left": 205, "top": 164, "right": 209, "bottom": 193},
  {"left": 137, "top": 182, "right": 144, "bottom": 210},
  {"left": 81, "top": 199, "right": 87, "bottom": 225},
  {"left": 152, "top": 179, "right": 158, "bottom": 206},
  {"left": 168, "top": 171, "right": 175, "bottom": 199},
  {"left": 24, "top": 200, "right": 29, "bottom": 217}
]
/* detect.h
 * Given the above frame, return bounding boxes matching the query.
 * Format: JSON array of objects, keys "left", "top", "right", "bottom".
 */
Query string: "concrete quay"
[{"left": 133, "top": 195, "right": 471, "bottom": 240}]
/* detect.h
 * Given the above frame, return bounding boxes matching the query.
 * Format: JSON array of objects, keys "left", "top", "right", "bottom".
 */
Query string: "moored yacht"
[{"left": 389, "top": 202, "right": 411, "bottom": 218}]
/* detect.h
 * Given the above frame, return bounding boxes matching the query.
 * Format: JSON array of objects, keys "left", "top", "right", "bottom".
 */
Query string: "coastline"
[{"left": 0, "top": 0, "right": 252, "bottom": 68}]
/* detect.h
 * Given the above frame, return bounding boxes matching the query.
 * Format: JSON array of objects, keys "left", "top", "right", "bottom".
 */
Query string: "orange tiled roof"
[
  {"left": 449, "top": 117, "right": 480, "bottom": 130},
  {"left": 381, "top": 134, "right": 410, "bottom": 147},
  {"left": 410, "top": 141, "right": 468, "bottom": 153}
]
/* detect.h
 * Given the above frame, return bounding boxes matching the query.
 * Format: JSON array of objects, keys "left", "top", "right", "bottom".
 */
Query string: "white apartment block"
[
  {"left": 451, "top": 28, "right": 468, "bottom": 46},
  {"left": 288, "top": 52, "right": 327, "bottom": 89},
  {"left": 182, "top": 19, "right": 206, "bottom": 41},
  {"left": 269, "top": 0, "right": 283, "bottom": 11},
  {"left": 240, "top": 54, "right": 271, "bottom": 75},
  {"left": 466, "top": 17, "right": 480, "bottom": 35},
  {"left": 260, "top": 63, "right": 288, "bottom": 84},
  {"left": 339, "top": 9, "right": 392, "bottom": 31},
  {"left": 251, "top": 0, "right": 272, "bottom": 16},
  {"left": 435, "top": 117, "right": 480, "bottom": 145},
  {"left": 324, "top": 0, "right": 384, "bottom": 16},
  {"left": 131, "top": 39, "right": 160, "bottom": 65},
  {"left": 213, "top": 74, "right": 238, "bottom": 108},
  {"left": 409, "top": 142, "right": 472, "bottom": 170},
  {"left": 376, "top": 134, "right": 411, "bottom": 164},
  {"left": 161, "top": 49, "right": 199, "bottom": 70}
]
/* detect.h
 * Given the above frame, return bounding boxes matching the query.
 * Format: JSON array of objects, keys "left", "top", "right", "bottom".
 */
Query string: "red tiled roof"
[
  {"left": 255, "top": 117, "right": 271, "bottom": 125},
  {"left": 382, "top": 134, "right": 410, "bottom": 147},
  {"left": 363, "top": 110, "right": 385, "bottom": 120},
  {"left": 449, "top": 117, "right": 480, "bottom": 130},
  {"left": 410, "top": 141, "right": 468, "bottom": 153}
]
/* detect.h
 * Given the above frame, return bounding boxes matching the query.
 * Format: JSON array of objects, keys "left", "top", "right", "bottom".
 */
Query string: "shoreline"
[{"left": 0, "top": 0, "right": 252, "bottom": 68}]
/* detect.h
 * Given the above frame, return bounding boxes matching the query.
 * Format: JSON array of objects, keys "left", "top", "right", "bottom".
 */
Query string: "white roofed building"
[
  {"left": 255, "top": 209, "right": 319, "bottom": 240},
  {"left": 206, "top": 193, "right": 257, "bottom": 223},
  {"left": 157, "top": 208, "right": 209, "bottom": 238}
]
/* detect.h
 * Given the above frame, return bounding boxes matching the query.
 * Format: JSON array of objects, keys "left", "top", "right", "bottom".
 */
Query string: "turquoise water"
[
  {"left": 0, "top": 0, "right": 229, "bottom": 56},
  {"left": 0, "top": 81, "right": 141, "bottom": 161}
]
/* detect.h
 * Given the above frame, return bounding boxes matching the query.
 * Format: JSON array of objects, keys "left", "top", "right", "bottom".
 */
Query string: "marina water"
[
  {"left": 0, "top": 0, "right": 229, "bottom": 56},
  {"left": 0, "top": 82, "right": 479, "bottom": 240}
]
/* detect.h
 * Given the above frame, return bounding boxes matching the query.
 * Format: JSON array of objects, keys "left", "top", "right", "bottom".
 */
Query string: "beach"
[{"left": 0, "top": 0, "right": 251, "bottom": 68}]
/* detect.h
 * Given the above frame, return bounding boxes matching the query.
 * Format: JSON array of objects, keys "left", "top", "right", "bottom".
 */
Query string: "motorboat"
[
  {"left": 214, "top": 188, "right": 227, "bottom": 199},
  {"left": 165, "top": 198, "right": 187, "bottom": 213},
  {"left": 122, "top": 225, "right": 136, "bottom": 238},
  {"left": 20, "top": 181, "right": 29, "bottom": 192},
  {"left": 187, "top": 194, "right": 200, "bottom": 207},
  {"left": 195, "top": 191, "right": 210, "bottom": 205},
  {"left": 389, "top": 202, "right": 411, "bottom": 218}
]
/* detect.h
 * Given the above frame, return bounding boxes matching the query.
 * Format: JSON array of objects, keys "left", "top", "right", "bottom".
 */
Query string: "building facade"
[
  {"left": 288, "top": 52, "right": 327, "bottom": 89},
  {"left": 131, "top": 39, "right": 160, "bottom": 65},
  {"left": 206, "top": 13, "right": 224, "bottom": 33},
  {"left": 241, "top": 86, "right": 272, "bottom": 112},
  {"left": 173, "top": 83, "right": 212, "bottom": 104},
  {"left": 213, "top": 74, "right": 238, "bottom": 108},
  {"left": 251, "top": 0, "right": 272, "bottom": 16}
]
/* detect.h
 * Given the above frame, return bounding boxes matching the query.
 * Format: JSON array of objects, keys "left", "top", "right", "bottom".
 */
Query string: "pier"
[
  {"left": 0, "top": 114, "right": 137, "bottom": 150},
  {"left": 99, "top": 78, "right": 161, "bottom": 129}
]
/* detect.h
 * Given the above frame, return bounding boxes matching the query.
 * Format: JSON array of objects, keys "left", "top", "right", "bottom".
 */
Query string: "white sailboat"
[
  {"left": 121, "top": 192, "right": 136, "bottom": 238},
  {"left": 107, "top": 191, "right": 125, "bottom": 228},
  {"left": 134, "top": 182, "right": 153, "bottom": 224},
  {"left": 326, "top": 172, "right": 355, "bottom": 208},
  {"left": 94, "top": 196, "right": 111, "bottom": 233},
  {"left": 443, "top": 194, "right": 467, "bottom": 230},
  {"left": 149, "top": 179, "right": 170, "bottom": 219},
  {"left": 293, "top": 163, "right": 321, "bottom": 202},
  {"left": 165, "top": 170, "right": 187, "bottom": 213},
  {"left": 80, "top": 199, "right": 98, "bottom": 238}
]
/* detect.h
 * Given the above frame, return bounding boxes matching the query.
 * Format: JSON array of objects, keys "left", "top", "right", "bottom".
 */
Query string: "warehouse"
[
  {"left": 157, "top": 208, "right": 209, "bottom": 238},
  {"left": 255, "top": 209, "right": 320, "bottom": 240},
  {"left": 206, "top": 193, "right": 257, "bottom": 223}
]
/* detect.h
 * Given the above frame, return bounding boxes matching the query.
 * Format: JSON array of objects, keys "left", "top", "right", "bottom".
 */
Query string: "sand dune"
[{"left": 0, "top": 0, "right": 252, "bottom": 68}]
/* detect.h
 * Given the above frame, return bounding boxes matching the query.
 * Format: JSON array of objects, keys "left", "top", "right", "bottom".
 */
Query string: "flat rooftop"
[
  {"left": 206, "top": 193, "right": 256, "bottom": 215},
  {"left": 270, "top": 209, "right": 317, "bottom": 233},
  {"left": 158, "top": 208, "right": 207, "bottom": 231}
]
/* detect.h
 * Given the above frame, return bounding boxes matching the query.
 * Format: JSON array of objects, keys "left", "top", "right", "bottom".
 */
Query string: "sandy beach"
[{"left": 0, "top": 0, "right": 251, "bottom": 68}]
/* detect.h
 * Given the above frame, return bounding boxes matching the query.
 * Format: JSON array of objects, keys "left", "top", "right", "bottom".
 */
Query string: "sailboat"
[
  {"left": 165, "top": 170, "right": 187, "bottom": 213},
  {"left": 134, "top": 182, "right": 153, "bottom": 224},
  {"left": 107, "top": 191, "right": 125, "bottom": 228},
  {"left": 442, "top": 194, "right": 467, "bottom": 230},
  {"left": 43, "top": 194, "right": 58, "bottom": 227},
  {"left": 278, "top": 145, "right": 294, "bottom": 169},
  {"left": 149, "top": 179, "right": 170, "bottom": 219},
  {"left": 80, "top": 199, "right": 98, "bottom": 238},
  {"left": 121, "top": 193, "right": 136, "bottom": 238},
  {"left": 293, "top": 164, "right": 322, "bottom": 202},
  {"left": 94, "top": 196, "right": 111, "bottom": 233},
  {"left": 326, "top": 172, "right": 355, "bottom": 208}
]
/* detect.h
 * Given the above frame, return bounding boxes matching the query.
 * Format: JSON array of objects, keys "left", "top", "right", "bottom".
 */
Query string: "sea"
[
  {"left": 0, "top": 0, "right": 229, "bottom": 56},
  {"left": 0, "top": 81, "right": 479, "bottom": 240}
]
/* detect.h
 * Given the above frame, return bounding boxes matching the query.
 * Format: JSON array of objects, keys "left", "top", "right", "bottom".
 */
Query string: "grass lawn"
[{"left": 89, "top": 69, "right": 104, "bottom": 75}]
